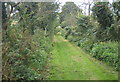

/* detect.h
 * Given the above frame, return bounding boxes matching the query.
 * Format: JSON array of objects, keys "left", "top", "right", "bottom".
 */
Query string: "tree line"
[
  {"left": 56, "top": 2, "right": 119, "bottom": 71},
  {"left": 2, "top": 2, "right": 59, "bottom": 80},
  {"left": 1, "top": 1, "right": 120, "bottom": 80}
]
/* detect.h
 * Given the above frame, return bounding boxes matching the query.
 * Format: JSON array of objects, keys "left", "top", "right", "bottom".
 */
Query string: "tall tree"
[
  {"left": 60, "top": 2, "right": 81, "bottom": 26},
  {"left": 59, "top": 2, "right": 82, "bottom": 39},
  {"left": 92, "top": 2, "right": 114, "bottom": 29}
]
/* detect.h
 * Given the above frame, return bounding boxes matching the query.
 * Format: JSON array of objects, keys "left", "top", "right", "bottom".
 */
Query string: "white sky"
[
  {"left": 58, "top": 0, "right": 113, "bottom": 3},
  {"left": 58, "top": 0, "right": 114, "bottom": 15}
]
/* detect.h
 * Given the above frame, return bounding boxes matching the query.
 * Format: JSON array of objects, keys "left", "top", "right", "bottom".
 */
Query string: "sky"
[
  {"left": 58, "top": 0, "right": 113, "bottom": 3},
  {"left": 58, "top": 0, "right": 114, "bottom": 15}
]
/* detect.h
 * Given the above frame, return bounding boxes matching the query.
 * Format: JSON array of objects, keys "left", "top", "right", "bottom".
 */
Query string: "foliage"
[
  {"left": 92, "top": 2, "right": 114, "bottom": 29},
  {"left": 8, "top": 28, "right": 51, "bottom": 80},
  {"left": 59, "top": 2, "right": 82, "bottom": 39},
  {"left": 91, "top": 41, "right": 119, "bottom": 70},
  {"left": 50, "top": 36, "right": 118, "bottom": 80},
  {"left": 2, "top": 1, "right": 119, "bottom": 80},
  {"left": 59, "top": 2, "right": 81, "bottom": 24},
  {"left": 2, "top": 2, "right": 59, "bottom": 80},
  {"left": 92, "top": 2, "right": 120, "bottom": 41},
  {"left": 58, "top": 2, "right": 119, "bottom": 71},
  {"left": 112, "top": 2, "right": 120, "bottom": 21}
]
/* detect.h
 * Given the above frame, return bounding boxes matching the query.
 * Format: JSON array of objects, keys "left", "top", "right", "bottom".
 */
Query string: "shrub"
[
  {"left": 3, "top": 27, "right": 52, "bottom": 80},
  {"left": 91, "top": 41, "right": 118, "bottom": 70}
]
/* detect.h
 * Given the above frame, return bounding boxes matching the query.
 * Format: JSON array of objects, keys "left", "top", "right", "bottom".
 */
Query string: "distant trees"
[
  {"left": 2, "top": 1, "right": 119, "bottom": 80},
  {"left": 112, "top": 2, "right": 120, "bottom": 21},
  {"left": 92, "top": 2, "right": 120, "bottom": 41},
  {"left": 59, "top": 2, "right": 82, "bottom": 39},
  {"left": 92, "top": 2, "right": 114, "bottom": 29},
  {"left": 60, "top": 2, "right": 82, "bottom": 27},
  {"left": 57, "top": 1, "right": 119, "bottom": 71},
  {"left": 112, "top": 2, "right": 120, "bottom": 40}
]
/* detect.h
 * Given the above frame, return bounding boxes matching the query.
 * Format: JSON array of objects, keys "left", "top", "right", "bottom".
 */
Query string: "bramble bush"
[
  {"left": 2, "top": 2, "right": 59, "bottom": 80},
  {"left": 3, "top": 26, "right": 52, "bottom": 80}
]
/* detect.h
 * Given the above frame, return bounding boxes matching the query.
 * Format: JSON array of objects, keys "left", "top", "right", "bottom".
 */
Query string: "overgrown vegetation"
[
  {"left": 2, "top": 2, "right": 59, "bottom": 80},
  {"left": 91, "top": 41, "right": 119, "bottom": 70},
  {"left": 2, "top": 1, "right": 119, "bottom": 80},
  {"left": 57, "top": 2, "right": 119, "bottom": 71}
]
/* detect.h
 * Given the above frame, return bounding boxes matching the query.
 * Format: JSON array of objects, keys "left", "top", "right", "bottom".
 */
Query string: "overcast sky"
[
  {"left": 58, "top": 0, "right": 113, "bottom": 3},
  {"left": 58, "top": 0, "right": 114, "bottom": 15}
]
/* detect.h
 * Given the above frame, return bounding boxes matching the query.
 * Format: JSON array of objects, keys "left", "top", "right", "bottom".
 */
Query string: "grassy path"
[{"left": 49, "top": 36, "right": 118, "bottom": 80}]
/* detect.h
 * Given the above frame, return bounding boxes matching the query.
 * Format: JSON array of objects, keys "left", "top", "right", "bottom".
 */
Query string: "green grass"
[{"left": 48, "top": 36, "right": 118, "bottom": 80}]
